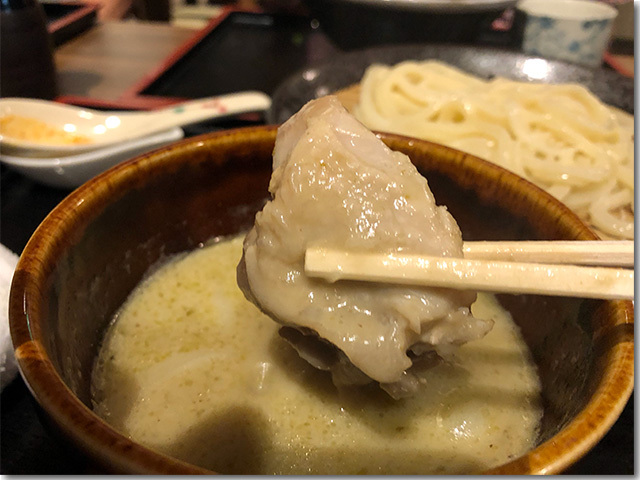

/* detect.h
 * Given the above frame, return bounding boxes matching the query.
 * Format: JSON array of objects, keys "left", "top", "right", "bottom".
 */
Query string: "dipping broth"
[
  {"left": 0, "top": 114, "right": 91, "bottom": 146},
  {"left": 91, "top": 234, "right": 542, "bottom": 474}
]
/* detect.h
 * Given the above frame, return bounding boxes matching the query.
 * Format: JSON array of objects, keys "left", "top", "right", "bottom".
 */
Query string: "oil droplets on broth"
[{"left": 91, "top": 235, "right": 542, "bottom": 475}]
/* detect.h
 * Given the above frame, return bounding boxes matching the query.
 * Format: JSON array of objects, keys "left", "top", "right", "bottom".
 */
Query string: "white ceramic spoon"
[{"left": 0, "top": 91, "right": 271, "bottom": 157}]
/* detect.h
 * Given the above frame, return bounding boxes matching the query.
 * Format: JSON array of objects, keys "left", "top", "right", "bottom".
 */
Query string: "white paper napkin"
[{"left": 0, "top": 244, "right": 19, "bottom": 390}]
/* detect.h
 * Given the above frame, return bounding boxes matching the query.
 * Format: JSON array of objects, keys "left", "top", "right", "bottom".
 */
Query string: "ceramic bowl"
[
  {"left": 9, "top": 126, "right": 634, "bottom": 474},
  {"left": 517, "top": 0, "right": 618, "bottom": 68},
  {"left": 0, "top": 127, "right": 183, "bottom": 189}
]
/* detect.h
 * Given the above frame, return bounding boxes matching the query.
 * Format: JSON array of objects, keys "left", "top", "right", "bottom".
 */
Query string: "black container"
[
  {"left": 1, "top": 0, "right": 58, "bottom": 99},
  {"left": 304, "top": 0, "right": 510, "bottom": 50}
]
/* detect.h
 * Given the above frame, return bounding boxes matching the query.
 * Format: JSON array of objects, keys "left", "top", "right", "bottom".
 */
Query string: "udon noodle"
[{"left": 353, "top": 61, "right": 634, "bottom": 239}]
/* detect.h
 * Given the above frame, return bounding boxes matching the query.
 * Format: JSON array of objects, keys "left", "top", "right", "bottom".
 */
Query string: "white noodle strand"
[{"left": 354, "top": 61, "right": 635, "bottom": 239}]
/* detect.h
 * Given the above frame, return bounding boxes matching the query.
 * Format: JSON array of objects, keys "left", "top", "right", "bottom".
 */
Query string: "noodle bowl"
[{"left": 354, "top": 61, "right": 634, "bottom": 239}]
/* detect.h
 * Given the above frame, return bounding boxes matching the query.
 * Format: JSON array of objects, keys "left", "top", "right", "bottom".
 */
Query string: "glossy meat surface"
[{"left": 238, "top": 96, "right": 492, "bottom": 395}]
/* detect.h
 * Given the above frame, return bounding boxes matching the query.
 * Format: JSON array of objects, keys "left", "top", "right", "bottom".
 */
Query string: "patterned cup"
[{"left": 517, "top": 0, "right": 618, "bottom": 68}]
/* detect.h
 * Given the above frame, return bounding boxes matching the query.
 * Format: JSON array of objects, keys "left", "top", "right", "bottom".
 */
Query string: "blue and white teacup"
[{"left": 517, "top": 0, "right": 618, "bottom": 68}]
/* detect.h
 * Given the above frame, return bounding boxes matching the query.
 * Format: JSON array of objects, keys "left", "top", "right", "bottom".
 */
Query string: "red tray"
[{"left": 44, "top": 0, "right": 98, "bottom": 46}]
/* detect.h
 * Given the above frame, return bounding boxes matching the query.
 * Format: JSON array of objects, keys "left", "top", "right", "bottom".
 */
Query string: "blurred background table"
[
  {"left": 1, "top": 1, "right": 634, "bottom": 474},
  {"left": 55, "top": 21, "right": 195, "bottom": 101}
]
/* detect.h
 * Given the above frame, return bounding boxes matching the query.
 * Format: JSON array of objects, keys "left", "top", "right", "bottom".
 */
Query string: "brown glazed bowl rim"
[{"left": 9, "top": 126, "right": 634, "bottom": 474}]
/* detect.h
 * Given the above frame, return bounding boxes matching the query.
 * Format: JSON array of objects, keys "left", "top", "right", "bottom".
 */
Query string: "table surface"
[
  {"left": 55, "top": 21, "right": 195, "bottom": 101},
  {"left": 1, "top": 15, "right": 634, "bottom": 475}
]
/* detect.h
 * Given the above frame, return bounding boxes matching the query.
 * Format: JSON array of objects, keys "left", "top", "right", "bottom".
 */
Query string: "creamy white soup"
[{"left": 91, "top": 234, "right": 542, "bottom": 474}]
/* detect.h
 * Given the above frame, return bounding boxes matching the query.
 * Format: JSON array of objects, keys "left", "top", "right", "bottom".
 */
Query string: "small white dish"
[{"left": 0, "top": 127, "right": 184, "bottom": 189}]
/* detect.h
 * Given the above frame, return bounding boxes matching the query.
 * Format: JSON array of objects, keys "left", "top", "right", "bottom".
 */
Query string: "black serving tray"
[{"left": 121, "top": 9, "right": 341, "bottom": 105}]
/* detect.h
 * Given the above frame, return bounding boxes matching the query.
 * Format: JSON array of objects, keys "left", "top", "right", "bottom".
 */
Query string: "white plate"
[{"left": 0, "top": 127, "right": 184, "bottom": 189}]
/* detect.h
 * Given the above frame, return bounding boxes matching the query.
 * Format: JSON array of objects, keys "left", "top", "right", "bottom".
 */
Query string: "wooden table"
[{"left": 54, "top": 21, "right": 195, "bottom": 102}]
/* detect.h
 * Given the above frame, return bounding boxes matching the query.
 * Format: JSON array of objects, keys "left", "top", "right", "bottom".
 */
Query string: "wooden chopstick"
[
  {"left": 463, "top": 240, "right": 634, "bottom": 267},
  {"left": 305, "top": 243, "right": 635, "bottom": 300}
]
